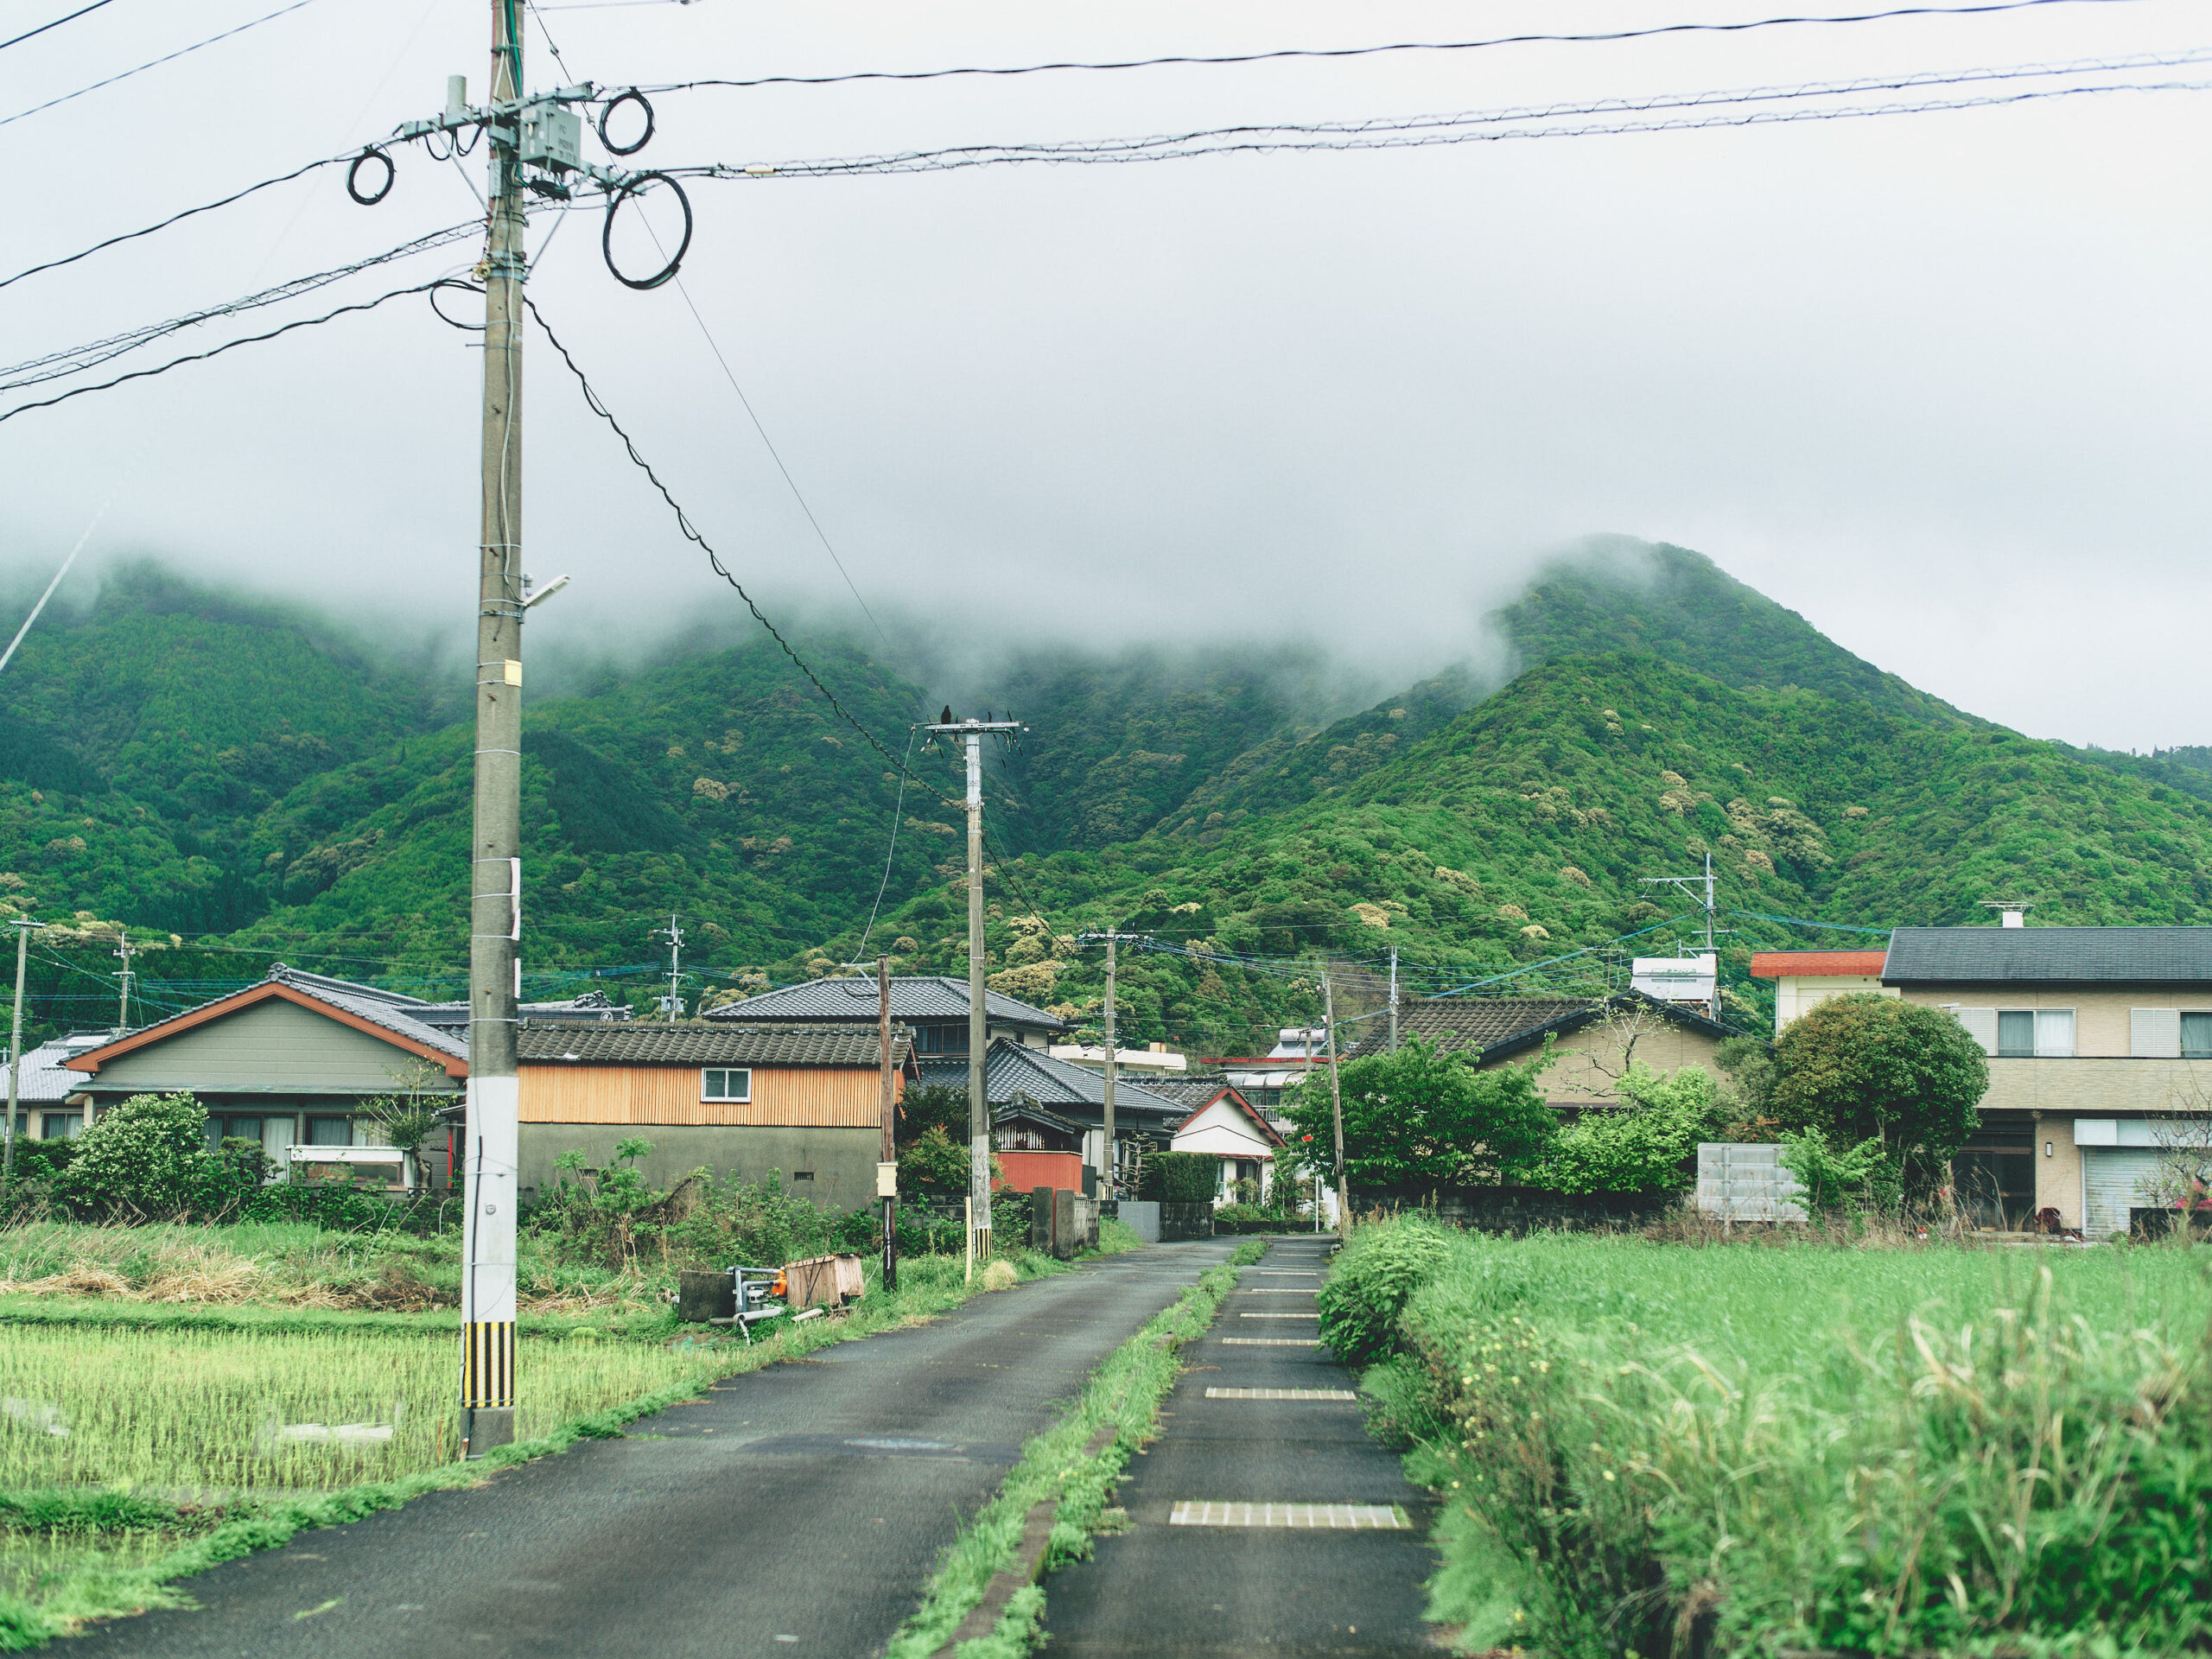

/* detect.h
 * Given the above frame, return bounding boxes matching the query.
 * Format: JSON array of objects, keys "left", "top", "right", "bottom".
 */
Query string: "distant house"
[
  {"left": 1338, "top": 992, "right": 1734, "bottom": 1112},
  {"left": 912, "top": 1039, "right": 1183, "bottom": 1194},
  {"left": 1149, "top": 1076, "right": 1285, "bottom": 1204},
  {"left": 1750, "top": 950, "right": 1894, "bottom": 1033},
  {"left": 60, "top": 968, "right": 911, "bottom": 1206},
  {"left": 64, "top": 970, "right": 468, "bottom": 1179},
  {"left": 515, "top": 1021, "right": 914, "bottom": 1202},
  {"left": 8, "top": 1031, "right": 111, "bottom": 1142},
  {"left": 1878, "top": 925, "right": 2212, "bottom": 1234},
  {"left": 1203, "top": 1028, "right": 1334, "bottom": 1117},
  {"left": 706, "top": 975, "right": 1065, "bottom": 1058}
]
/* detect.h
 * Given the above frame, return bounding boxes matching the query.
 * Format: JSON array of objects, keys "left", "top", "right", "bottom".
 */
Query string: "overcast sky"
[{"left": 0, "top": 0, "right": 2206, "bottom": 748}]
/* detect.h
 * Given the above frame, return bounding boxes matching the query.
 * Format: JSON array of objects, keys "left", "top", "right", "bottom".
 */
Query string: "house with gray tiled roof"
[
  {"left": 61, "top": 969, "right": 912, "bottom": 1205},
  {"left": 706, "top": 975, "right": 1065, "bottom": 1059},
  {"left": 1338, "top": 991, "right": 1734, "bottom": 1114}
]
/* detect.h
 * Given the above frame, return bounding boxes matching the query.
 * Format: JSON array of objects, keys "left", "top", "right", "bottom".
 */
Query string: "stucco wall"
[
  {"left": 2033, "top": 1112, "right": 2083, "bottom": 1226},
  {"left": 1897, "top": 986, "right": 2212, "bottom": 1059},
  {"left": 517, "top": 1123, "right": 879, "bottom": 1210},
  {"left": 1534, "top": 1016, "right": 1726, "bottom": 1105}
]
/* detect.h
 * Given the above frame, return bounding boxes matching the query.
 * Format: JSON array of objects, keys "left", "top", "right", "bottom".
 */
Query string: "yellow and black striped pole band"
[{"left": 461, "top": 1320, "right": 516, "bottom": 1409}]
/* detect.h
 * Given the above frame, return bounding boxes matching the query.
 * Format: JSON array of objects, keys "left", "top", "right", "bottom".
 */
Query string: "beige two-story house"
[{"left": 1883, "top": 925, "right": 2212, "bottom": 1235}]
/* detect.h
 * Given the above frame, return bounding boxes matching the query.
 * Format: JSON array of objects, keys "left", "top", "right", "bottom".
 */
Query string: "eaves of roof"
[{"left": 67, "top": 978, "right": 469, "bottom": 1079}]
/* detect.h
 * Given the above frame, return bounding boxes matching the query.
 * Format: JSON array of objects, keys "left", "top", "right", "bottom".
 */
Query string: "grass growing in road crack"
[
  {"left": 885, "top": 1237, "right": 1270, "bottom": 1659},
  {"left": 0, "top": 1243, "right": 1107, "bottom": 1650}
]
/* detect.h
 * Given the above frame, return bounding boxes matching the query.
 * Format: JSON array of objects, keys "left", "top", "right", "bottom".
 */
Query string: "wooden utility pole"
[
  {"left": 3, "top": 918, "right": 29, "bottom": 1188},
  {"left": 1324, "top": 969, "right": 1348, "bottom": 1239},
  {"left": 923, "top": 712, "right": 1021, "bottom": 1263},
  {"left": 877, "top": 953, "right": 897, "bottom": 1291},
  {"left": 461, "top": 0, "right": 528, "bottom": 1459}
]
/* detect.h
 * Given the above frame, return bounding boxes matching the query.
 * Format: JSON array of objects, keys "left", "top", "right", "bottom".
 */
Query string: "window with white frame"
[
  {"left": 1959, "top": 1007, "right": 2073, "bottom": 1058},
  {"left": 702, "top": 1068, "right": 752, "bottom": 1103}
]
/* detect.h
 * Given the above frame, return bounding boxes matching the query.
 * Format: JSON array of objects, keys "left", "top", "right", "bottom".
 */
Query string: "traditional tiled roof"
[
  {"left": 1137, "top": 1075, "right": 1241, "bottom": 1112},
  {"left": 1166, "top": 1083, "right": 1286, "bottom": 1147},
  {"left": 1884, "top": 926, "right": 2212, "bottom": 984},
  {"left": 518, "top": 1021, "right": 911, "bottom": 1067},
  {"left": 1340, "top": 991, "right": 1732, "bottom": 1065},
  {"left": 11, "top": 1033, "right": 110, "bottom": 1103},
  {"left": 1749, "top": 950, "right": 1889, "bottom": 978},
  {"left": 916, "top": 1040, "right": 1181, "bottom": 1123},
  {"left": 704, "top": 976, "right": 1065, "bottom": 1031}
]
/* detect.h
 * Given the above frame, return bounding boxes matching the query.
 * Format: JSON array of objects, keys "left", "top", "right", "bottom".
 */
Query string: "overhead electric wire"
[
  {"left": 644, "top": 0, "right": 2159, "bottom": 93},
  {"left": 0, "top": 152, "right": 352, "bottom": 294},
  {"left": 1730, "top": 907, "right": 1897, "bottom": 935},
  {"left": 0, "top": 220, "right": 482, "bottom": 393},
  {"left": 0, "top": 0, "right": 117, "bottom": 54},
  {"left": 642, "top": 216, "right": 895, "bottom": 652},
  {"left": 698, "top": 52, "right": 2212, "bottom": 181},
  {"left": 0, "top": 0, "right": 324, "bottom": 129},
  {"left": 523, "top": 297, "right": 969, "bottom": 819},
  {"left": 851, "top": 726, "right": 917, "bottom": 961},
  {"left": 0, "top": 280, "right": 447, "bottom": 428}
]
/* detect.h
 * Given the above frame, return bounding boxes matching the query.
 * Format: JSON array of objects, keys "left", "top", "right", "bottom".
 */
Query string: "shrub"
[
  {"left": 1778, "top": 1126, "right": 1901, "bottom": 1213},
  {"left": 1137, "top": 1151, "right": 1217, "bottom": 1204},
  {"left": 1535, "top": 1063, "right": 1727, "bottom": 1197},
  {"left": 1771, "top": 993, "right": 1986, "bottom": 1193},
  {"left": 1280, "top": 1037, "right": 1557, "bottom": 1193},
  {"left": 54, "top": 1093, "right": 216, "bottom": 1219},
  {"left": 1314, "top": 1214, "right": 1454, "bottom": 1364}
]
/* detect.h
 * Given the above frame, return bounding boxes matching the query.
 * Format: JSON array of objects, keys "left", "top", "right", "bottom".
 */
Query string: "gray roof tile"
[
  {"left": 518, "top": 1021, "right": 909, "bottom": 1067},
  {"left": 704, "top": 976, "right": 1065, "bottom": 1030},
  {"left": 915, "top": 1040, "right": 1180, "bottom": 1123},
  {"left": 1885, "top": 926, "right": 2212, "bottom": 984}
]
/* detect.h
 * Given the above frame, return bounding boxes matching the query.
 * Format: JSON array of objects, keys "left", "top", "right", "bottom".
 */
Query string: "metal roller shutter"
[{"left": 2082, "top": 1149, "right": 2163, "bottom": 1237}]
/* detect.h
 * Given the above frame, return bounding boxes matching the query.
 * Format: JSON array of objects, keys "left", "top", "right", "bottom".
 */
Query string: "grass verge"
[
  {"left": 1324, "top": 1217, "right": 2212, "bottom": 1658},
  {"left": 0, "top": 1243, "right": 1090, "bottom": 1651},
  {"left": 883, "top": 1237, "right": 1269, "bottom": 1659}
]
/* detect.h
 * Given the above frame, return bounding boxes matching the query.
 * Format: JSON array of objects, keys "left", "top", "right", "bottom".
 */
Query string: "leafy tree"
[
  {"left": 1537, "top": 1063, "right": 1726, "bottom": 1197},
  {"left": 1280, "top": 1037, "right": 1557, "bottom": 1193},
  {"left": 896, "top": 1124, "right": 971, "bottom": 1197},
  {"left": 897, "top": 1084, "right": 969, "bottom": 1149},
  {"left": 1770, "top": 993, "right": 1986, "bottom": 1192},
  {"left": 1777, "top": 1128, "right": 1901, "bottom": 1214},
  {"left": 54, "top": 1092, "right": 214, "bottom": 1218}
]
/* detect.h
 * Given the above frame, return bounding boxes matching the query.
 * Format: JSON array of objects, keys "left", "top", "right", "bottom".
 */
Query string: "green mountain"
[{"left": 5, "top": 541, "right": 2208, "bottom": 1053}]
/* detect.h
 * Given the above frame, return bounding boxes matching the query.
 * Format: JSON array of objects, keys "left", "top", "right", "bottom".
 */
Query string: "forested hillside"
[{"left": 3, "top": 541, "right": 2206, "bottom": 1051}]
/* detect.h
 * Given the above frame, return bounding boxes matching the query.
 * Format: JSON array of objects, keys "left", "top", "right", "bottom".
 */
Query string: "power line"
[
  {"left": 0, "top": 152, "right": 350, "bottom": 295},
  {"left": 646, "top": 226, "right": 895, "bottom": 651},
  {"left": 852, "top": 727, "right": 917, "bottom": 961},
  {"left": 700, "top": 56, "right": 2212, "bottom": 181},
  {"left": 0, "top": 221, "right": 481, "bottom": 393},
  {"left": 0, "top": 280, "right": 448, "bottom": 428},
  {"left": 644, "top": 0, "right": 2160, "bottom": 93},
  {"left": 522, "top": 296, "right": 965, "bottom": 817},
  {"left": 0, "top": 0, "right": 118, "bottom": 54},
  {"left": 0, "top": 0, "right": 325, "bottom": 130}
]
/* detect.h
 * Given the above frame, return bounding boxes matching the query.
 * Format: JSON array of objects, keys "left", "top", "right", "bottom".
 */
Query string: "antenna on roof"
[{"left": 1979, "top": 899, "right": 2032, "bottom": 929}]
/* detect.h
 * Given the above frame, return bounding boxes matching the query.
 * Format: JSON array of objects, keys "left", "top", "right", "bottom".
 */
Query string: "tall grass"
[{"left": 1331, "top": 1221, "right": 2212, "bottom": 1658}]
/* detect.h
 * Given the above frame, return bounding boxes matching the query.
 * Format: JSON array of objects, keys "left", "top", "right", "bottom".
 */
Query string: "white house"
[{"left": 1164, "top": 1079, "right": 1286, "bottom": 1204}]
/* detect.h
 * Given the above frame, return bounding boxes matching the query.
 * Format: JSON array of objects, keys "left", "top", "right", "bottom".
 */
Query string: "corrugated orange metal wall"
[{"left": 519, "top": 1065, "right": 899, "bottom": 1127}]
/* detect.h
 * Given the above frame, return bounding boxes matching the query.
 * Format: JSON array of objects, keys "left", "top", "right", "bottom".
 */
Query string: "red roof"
[{"left": 1749, "top": 950, "right": 1888, "bottom": 979}]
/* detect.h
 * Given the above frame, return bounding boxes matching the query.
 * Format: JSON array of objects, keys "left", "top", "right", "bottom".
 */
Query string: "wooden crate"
[{"left": 784, "top": 1253, "right": 865, "bottom": 1309}]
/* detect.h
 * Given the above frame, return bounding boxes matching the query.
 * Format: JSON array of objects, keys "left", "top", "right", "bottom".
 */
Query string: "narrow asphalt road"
[
  {"left": 1046, "top": 1236, "right": 1443, "bottom": 1656},
  {"left": 78, "top": 1240, "right": 1234, "bottom": 1659}
]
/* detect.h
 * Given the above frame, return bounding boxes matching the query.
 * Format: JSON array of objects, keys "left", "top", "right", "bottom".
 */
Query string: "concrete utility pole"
[
  {"left": 112, "top": 930, "right": 133, "bottom": 1031},
  {"left": 877, "top": 953, "right": 897, "bottom": 1291},
  {"left": 655, "top": 914, "right": 686, "bottom": 1018},
  {"left": 460, "top": 0, "right": 530, "bottom": 1459},
  {"left": 1324, "top": 969, "right": 1348, "bottom": 1239},
  {"left": 922, "top": 712, "right": 1022, "bottom": 1261},
  {"left": 3, "top": 917, "right": 29, "bottom": 1188},
  {"left": 1388, "top": 946, "right": 1399, "bottom": 1052},
  {"left": 1076, "top": 928, "right": 1143, "bottom": 1198}
]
